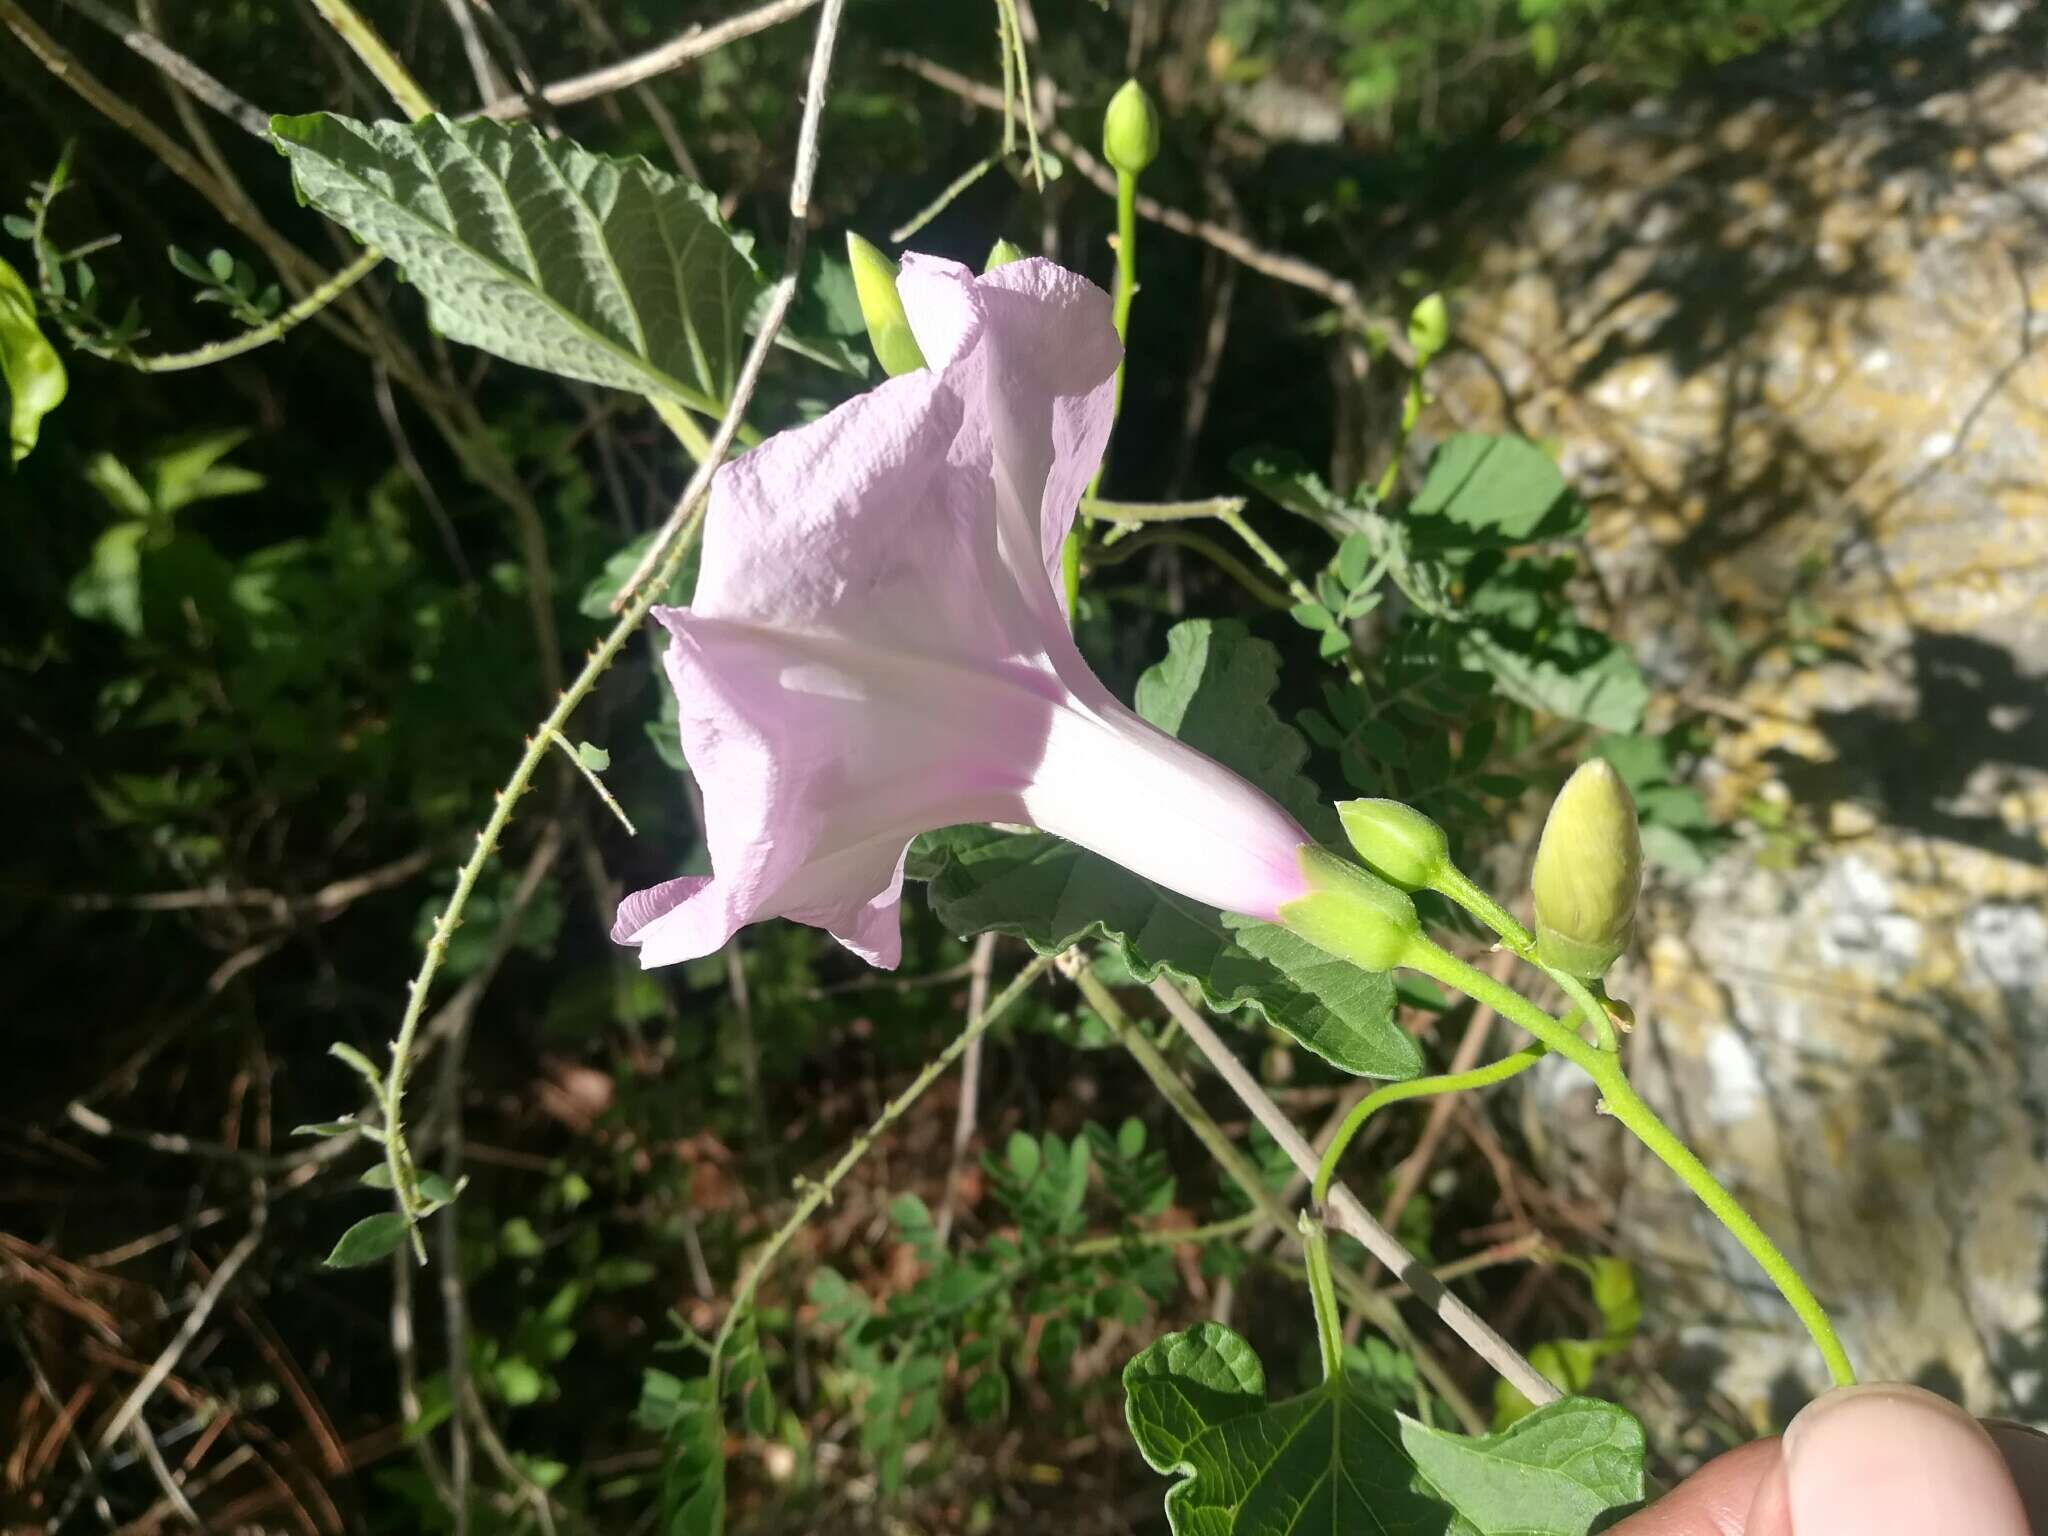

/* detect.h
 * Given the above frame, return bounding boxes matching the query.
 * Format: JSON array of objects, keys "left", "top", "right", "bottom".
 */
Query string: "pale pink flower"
[{"left": 614, "top": 254, "right": 1313, "bottom": 969}]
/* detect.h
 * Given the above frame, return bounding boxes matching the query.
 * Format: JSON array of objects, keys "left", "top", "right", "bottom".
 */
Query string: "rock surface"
[{"left": 1427, "top": 6, "right": 2048, "bottom": 1431}]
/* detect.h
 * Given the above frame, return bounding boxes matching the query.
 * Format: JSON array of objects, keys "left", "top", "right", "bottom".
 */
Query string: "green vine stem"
[
  {"left": 1313, "top": 1044, "right": 1549, "bottom": 1206},
  {"left": 1422, "top": 863, "right": 1617, "bottom": 1054},
  {"left": 1084, "top": 526, "right": 1293, "bottom": 610},
  {"left": 709, "top": 950, "right": 1059, "bottom": 1370},
  {"left": 1400, "top": 935, "right": 1858, "bottom": 1389},
  {"left": 88, "top": 248, "right": 384, "bottom": 373},
  {"left": 1299, "top": 1213, "right": 1345, "bottom": 1384},
  {"left": 1065, "top": 163, "right": 1144, "bottom": 614},
  {"left": 1077, "top": 962, "right": 1491, "bottom": 1432}
]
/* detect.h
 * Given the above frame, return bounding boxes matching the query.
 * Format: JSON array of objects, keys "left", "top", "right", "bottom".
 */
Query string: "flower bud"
[
  {"left": 1277, "top": 846, "right": 1423, "bottom": 974},
  {"left": 1406, "top": 292, "right": 1449, "bottom": 362},
  {"left": 1102, "top": 79, "right": 1162, "bottom": 177},
  {"left": 846, "top": 231, "right": 926, "bottom": 377},
  {"left": 1337, "top": 799, "right": 1448, "bottom": 891},
  {"left": 983, "top": 238, "right": 1027, "bottom": 272},
  {"left": 1531, "top": 760, "right": 1642, "bottom": 980}
]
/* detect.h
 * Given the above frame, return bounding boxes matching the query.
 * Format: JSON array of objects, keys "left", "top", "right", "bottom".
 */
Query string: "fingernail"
[
  {"left": 1984, "top": 1420, "right": 2048, "bottom": 1535},
  {"left": 1783, "top": 1384, "right": 2029, "bottom": 1536}
]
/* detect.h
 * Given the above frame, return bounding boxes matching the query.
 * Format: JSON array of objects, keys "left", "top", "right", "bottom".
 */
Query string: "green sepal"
[{"left": 1276, "top": 846, "right": 1422, "bottom": 975}]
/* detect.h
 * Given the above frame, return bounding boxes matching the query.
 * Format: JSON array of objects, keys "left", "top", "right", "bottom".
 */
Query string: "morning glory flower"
[{"left": 614, "top": 254, "right": 1314, "bottom": 969}]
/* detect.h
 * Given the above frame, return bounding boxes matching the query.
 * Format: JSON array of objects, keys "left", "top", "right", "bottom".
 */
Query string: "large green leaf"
[
  {"left": 1459, "top": 625, "right": 1648, "bottom": 734},
  {"left": 1407, "top": 433, "right": 1586, "bottom": 547},
  {"left": 1125, "top": 1322, "right": 1644, "bottom": 1536},
  {"left": 915, "top": 622, "right": 1418, "bottom": 1081},
  {"left": 0, "top": 254, "right": 66, "bottom": 467},
  {"left": 271, "top": 113, "right": 760, "bottom": 413}
]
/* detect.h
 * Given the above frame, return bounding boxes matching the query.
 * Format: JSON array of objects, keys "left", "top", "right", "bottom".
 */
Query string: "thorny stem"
[
  {"left": 710, "top": 951, "right": 1061, "bottom": 1372},
  {"left": 1313, "top": 1044, "right": 1549, "bottom": 1206},
  {"left": 1401, "top": 935, "right": 1857, "bottom": 1388}
]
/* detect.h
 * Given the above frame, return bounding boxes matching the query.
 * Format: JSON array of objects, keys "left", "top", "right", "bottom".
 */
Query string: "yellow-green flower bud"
[
  {"left": 1531, "top": 760, "right": 1642, "bottom": 980},
  {"left": 1277, "top": 846, "right": 1423, "bottom": 973},
  {"left": 1102, "top": 79, "right": 1162, "bottom": 177},
  {"left": 1337, "top": 799, "right": 1448, "bottom": 892},
  {"left": 983, "top": 238, "right": 1027, "bottom": 272},
  {"left": 846, "top": 231, "right": 926, "bottom": 377},
  {"left": 1406, "top": 292, "right": 1449, "bottom": 362}
]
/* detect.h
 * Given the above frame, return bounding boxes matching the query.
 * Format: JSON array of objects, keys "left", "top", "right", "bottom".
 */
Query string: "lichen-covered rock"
[{"left": 1428, "top": 7, "right": 2048, "bottom": 1429}]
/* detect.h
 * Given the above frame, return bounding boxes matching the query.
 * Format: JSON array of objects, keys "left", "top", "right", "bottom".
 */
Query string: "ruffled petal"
[{"left": 898, "top": 256, "right": 1120, "bottom": 624}]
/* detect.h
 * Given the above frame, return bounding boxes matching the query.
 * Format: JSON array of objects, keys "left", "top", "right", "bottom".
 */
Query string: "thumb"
[{"left": 1743, "top": 1384, "right": 2030, "bottom": 1535}]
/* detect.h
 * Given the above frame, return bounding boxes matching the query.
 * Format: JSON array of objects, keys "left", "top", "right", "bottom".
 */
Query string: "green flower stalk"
[
  {"left": 846, "top": 232, "right": 926, "bottom": 377},
  {"left": 1531, "top": 760, "right": 1642, "bottom": 980}
]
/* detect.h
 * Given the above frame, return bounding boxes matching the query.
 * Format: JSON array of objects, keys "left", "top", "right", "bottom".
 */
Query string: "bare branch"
[
  {"left": 1145, "top": 977, "right": 1563, "bottom": 1410},
  {"left": 55, "top": 0, "right": 269, "bottom": 136},
  {"left": 480, "top": 0, "right": 824, "bottom": 120},
  {"left": 888, "top": 51, "right": 1403, "bottom": 340}
]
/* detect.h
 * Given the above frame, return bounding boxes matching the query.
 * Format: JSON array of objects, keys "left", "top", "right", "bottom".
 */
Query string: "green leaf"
[
  {"left": 1407, "top": 434, "right": 1585, "bottom": 547},
  {"left": 271, "top": 113, "right": 761, "bottom": 413},
  {"left": 637, "top": 1372, "right": 725, "bottom": 1535},
  {"left": 917, "top": 622, "right": 1417, "bottom": 1080},
  {"left": 1460, "top": 626, "right": 1648, "bottom": 733},
  {"left": 0, "top": 255, "right": 66, "bottom": 467},
  {"left": 575, "top": 740, "right": 611, "bottom": 772},
  {"left": 323, "top": 1211, "right": 410, "bottom": 1268},
  {"left": 578, "top": 527, "right": 699, "bottom": 618},
  {"left": 329, "top": 1040, "right": 387, "bottom": 1092},
  {"left": 1125, "top": 1322, "right": 1644, "bottom": 1535},
  {"left": 1230, "top": 446, "right": 1360, "bottom": 537}
]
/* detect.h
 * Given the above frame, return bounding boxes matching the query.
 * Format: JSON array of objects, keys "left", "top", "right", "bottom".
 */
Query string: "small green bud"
[
  {"left": 1102, "top": 79, "right": 1162, "bottom": 177},
  {"left": 983, "top": 237, "right": 1027, "bottom": 272},
  {"left": 1337, "top": 799, "right": 1448, "bottom": 891},
  {"left": 1406, "top": 292, "right": 1449, "bottom": 362},
  {"left": 846, "top": 231, "right": 926, "bottom": 377},
  {"left": 1277, "top": 846, "right": 1423, "bottom": 973},
  {"left": 1531, "top": 760, "right": 1642, "bottom": 980}
]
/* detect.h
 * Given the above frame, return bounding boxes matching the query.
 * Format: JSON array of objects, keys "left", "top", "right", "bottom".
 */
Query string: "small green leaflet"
[
  {"left": 914, "top": 622, "right": 1418, "bottom": 1081},
  {"left": 271, "top": 113, "right": 760, "bottom": 414},
  {"left": 636, "top": 1370, "right": 724, "bottom": 1536},
  {"left": 323, "top": 1211, "right": 410, "bottom": 1268},
  {"left": 0, "top": 254, "right": 67, "bottom": 466},
  {"left": 1124, "top": 1322, "right": 1645, "bottom": 1536}
]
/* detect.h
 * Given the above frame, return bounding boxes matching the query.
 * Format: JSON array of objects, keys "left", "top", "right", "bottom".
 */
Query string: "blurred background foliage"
[{"left": 0, "top": 0, "right": 1879, "bottom": 1531}]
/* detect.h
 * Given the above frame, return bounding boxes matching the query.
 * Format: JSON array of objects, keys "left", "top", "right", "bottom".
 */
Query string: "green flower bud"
[
  {"left": 983, "top": 238, "right": 1027, "bottom": 272},
  {"left": 1277, "top": 846, "right": 1423, "bottom": 974},
  {"left": 1337, "top": 799, "right": 1448, "bottom": 891},
  {"left": 846, "top": 231, "right": 926, "bottom": 377},
  {"left": 1406, "top": 292, "right": 1449, "bottom": 362},
  {"left": 1531, "top": 760, "right": 1642, "bottom": 980},
  {"left": 1102, "top": 79, "right": 1162, "bottom": 177}
]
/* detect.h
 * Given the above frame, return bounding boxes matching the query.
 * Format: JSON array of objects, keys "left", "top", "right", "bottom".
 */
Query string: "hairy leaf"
[
  {"left": 0, "top": 255, "right": 66, "bottom": 466},
  {"left": 916, "top": 622, "right": 1416, "bottom": 1080},
  {"left": 1125, "top": 1322, "right": 1644, "bottom": 1535},
  {"left": 1407, "top": 433, "right": 1586, "bottom": 546},
  {"left": 271, "top": 113, "right": 760, "bottom": 413}
]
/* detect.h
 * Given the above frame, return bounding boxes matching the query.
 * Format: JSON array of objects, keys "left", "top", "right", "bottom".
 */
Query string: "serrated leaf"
[
  {"left": 1407, "top": 433, "right": 1585, "bottom": 547},
  {"left": 917, "top": 622, "right": 1415, "bottom": 1080},
  {"left": 323, "top": 1211, "right": 410, "bottom": 1268},
  {"left": 271, "top": 113, "right": 761, "bottom": 414},
  {"left": 1125, "top": 1322, "right": 1643, "bottom": 1535},
  {"left": 0, "top": 255, "right": 66, "bottom": 467}
]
